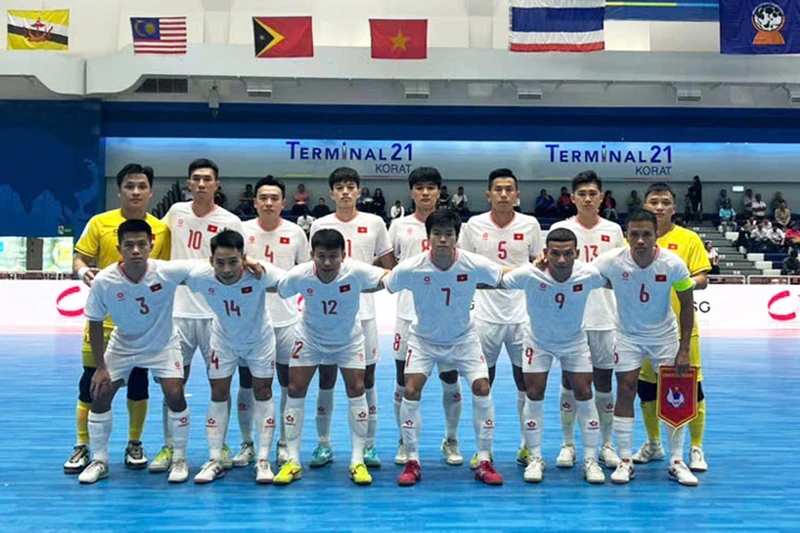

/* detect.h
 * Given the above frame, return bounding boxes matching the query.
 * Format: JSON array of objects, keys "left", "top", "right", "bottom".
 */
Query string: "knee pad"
[
  {"left": 637, "top": 379, "right": 658, "bottom": 403},
  {"left": 126, "top": 367, "right": 150, "bottom": 401},
  {"left": 697, "top": 382, "right": 705, "bottom": 403},
  {"left": 79, "top": 367, "right": 96, "bottom": 404}
]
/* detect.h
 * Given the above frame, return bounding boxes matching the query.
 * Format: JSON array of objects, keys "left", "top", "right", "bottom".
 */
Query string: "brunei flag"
[
  {"left": 7, "top": 10, "right": 69, "bottom": 51},
  {"left": 252, "top": 16, "right": 313, "bottom": 58}
]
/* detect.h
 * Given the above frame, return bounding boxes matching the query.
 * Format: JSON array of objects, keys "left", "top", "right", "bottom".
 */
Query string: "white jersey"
[
  {"left": 592, "top": 247, "right": 691, "bottom": 343},
  {"left": 386, "top": 249, "right": 503, "bottom": 344},
  {"left": 388, "top": 214, "right": 431, "bottom": 321},
  {"left": 84, "top": 259, "right": 195, "bottom": 355},
  {"left": 242, "top": 218, "right": 310, "bottom": 327},
  {"left": 163, "top": 202, "right": 244, "bottom": 319},
  {"left": 185, "top": 262, "right": 284, "bottom": 349},
  {"left": 309, "top": 212, "right": 392, "bottom": 320},
  {"left": 550, "top": 216, "right": 624, "bottom": 331},
  {"left": 277, "top": 259, "right": 386, "bottom": 346},
  {"left": 503, "top": 262, "right": 606, "bottom": 355},
  {"left": 459, "top": 212, "right": 542, "bottom": 324}
]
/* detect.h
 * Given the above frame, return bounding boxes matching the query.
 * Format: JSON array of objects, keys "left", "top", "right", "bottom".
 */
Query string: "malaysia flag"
[
  {"left": 131, "top": 17, "right": 187, "bottom": 55},
  {"left": 508, "top": 0, "right": 605, "bottom": 53}
]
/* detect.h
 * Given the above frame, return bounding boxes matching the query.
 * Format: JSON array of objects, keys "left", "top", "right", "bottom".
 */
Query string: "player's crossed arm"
[
  {"left": 362, "top": 269, "right": 391, "bottom": 294},
  {"left": 481, "top": 266, "right": 516, "bottom": 289}
]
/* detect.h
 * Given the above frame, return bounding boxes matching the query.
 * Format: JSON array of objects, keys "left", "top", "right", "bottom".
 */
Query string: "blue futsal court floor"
[{"left": 1, "top": 333, "right": 797, "bottom": 532}]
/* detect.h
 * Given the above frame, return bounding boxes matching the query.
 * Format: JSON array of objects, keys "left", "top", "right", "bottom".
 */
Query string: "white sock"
[
  {"left": 316, "top": 388, "right": 334, "bottom": 447},
  {"left": 441, "top": 379, "right": 462, "bottom": 441},
  {"left": 472, "top": 393, "right": 495, "bottom": 462},
  {"left": 560, "top": 386, "right": 576, "bottom": 446},
  {"left": 88, "top": 410, "right": 112, "bottom": 463},
  {"left": 279, "top": 386, "right": 288, "bottom": 444},
  {"left": 206, "top": 400, "right": 228, "bottom": 460},
  {"left": 162, "top": 398, "right": 171, "bottom": 447},
  {"left": 399, "top": 398, "right": 421, "bottom": 462},
  {"left": 516, "top": 390, "right": 526, "bottom": 448},
  {"left": 522, "top": 397, "right": 544, "bottom": 459},
  {"left": 576, "top": 399, "right": 600, "bottom": 460},
  {"left": 348, "top": 394, "right": 369, "bottom": 466},
  {"left": 666, "top": 422, "right": 687, "bottom": 462},
  {"left": 254, "top": 398, "right": 276, "bottom": 460},
  {"left": 224, "top": 397, "right": 232, "bottom": 448},
  {"left": 237, "top": 387, "right": 255, "bottom": 444},
  {"left": 393, "top": 382, "right": 404, "bottom": 438},
  {"left": 365, "top": 387, "right": 378, "bottom": 447},
  {"left": 284, "top": 396, "right": 306, "bottom": 463},
  {"left": 168, "top": 407, "right": 190, "bottom": 461},
  {"left": 595, "top": 391, "right": 615, "bottom": 446},
  {"left": 614, "top": 416, "right": 635, "bottom": 459}
]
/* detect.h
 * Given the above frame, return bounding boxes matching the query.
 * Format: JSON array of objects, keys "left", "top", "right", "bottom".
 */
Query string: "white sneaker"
[
  {"left": 598, "top": 443, "right": 621, "bottom": 469},
  {"left": 220, "top": 445, "right": 233, "bottom": 470},
  {"left": 583, "top": 458, "right": 606, "bottom": 484},
  {"left": 78, "top": 460, "right": 109, "bottom": 484},
  {"left": 556, "top": 443, "right": 576, "bottom": 468},
  {"left": 255, "top": 459, "right": 274, "bottom": 484},
  {"left": 149, "top": 445, "right": 173, "bottom": 473},
  {"left": 194, "top": 459, "right": 226, "bottom": 484},
  {"left": 440, "top": 438, "right": 463, "bottom": 466},
  {"left": 610, "top": 459, "right": 635, "bottom": 484},
  {"left": 669, "top": 460, "right": 699, "bottom": 486},
  {"left": 277, "top": 441, "right": 290, "bottom": 466},
  {"left": 523, "top": 456, "right": 545, "bottom": 483},
  {"left": 232, "top": 442, "right": 255, "bottom": 468},
  {"left": 689, "top": 446, "right": 708, "bottom": 472},
  {"left": 168, "top": 459, "right": 189, "bottom": 484},
  {"left": 394, "top": 440, "right": 408, "bottom": 465},
  {"left": 631, "top": 441, "right": 666, "bottom": 464}
]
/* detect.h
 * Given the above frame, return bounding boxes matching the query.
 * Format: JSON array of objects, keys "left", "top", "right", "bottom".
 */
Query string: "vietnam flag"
[
  {"left": 370, "top": 19, "right": 427, "bottom": 59},
  {"left": 253, "top": 16, "right": 313, "bottom": 58}
]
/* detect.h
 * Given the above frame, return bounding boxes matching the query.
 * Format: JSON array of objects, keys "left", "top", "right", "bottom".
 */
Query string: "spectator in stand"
[
  {"left": 718, "top": 199, "right": 737, "bottom": 233},
  {"left": 742, "top": 189, "right": 754, "bottom": 220},
  {"left": 768, "top": 223, "right": 785, "bottom": 252},
  {"left": 775, "top": 200, "right": 792, "bottom": 229},
  {"left": 357, "top": 187, "right": 374, "bottom": 213},
  {"left": 407, "top": 199, "right": 416, "bottom": 215},
  {"left": 688, "top": 175, "right": 703, "bottom": 223},
  {"left": 292, "top": 183, "right": 309, "bottom": 215},
  {"left": 750, "top": 219, "right": 769, "bottom": 252},
  {"left": 372, "top": 188, "right": 387, "bottom": 219},
  {"left": 556, "top": 186, "right": 575, "bottom": 219},
  {"left": 627, "top": 189, "right": 642, "bottom": 215},
  {"left": 437, "top": 186, "right": 452, "bottom": 209},
  {"left": 784, "top": 222, "right": 800, "bottom": 247},
  {"left": 453, "top": 186, "right": 469, "bottom": 217},
  {"left": 240, "top": 183, "right": 254, "bottom": 203},
  {"left": 233, "top": 183, "right": 257, "bottom": 217},
  {"left": 600, "top": 190, "right": 618, "bottom": 221},
  {"left": 214, "top": 185, "right": 227, "bottom": 208},
  {"left": 295, "top": 205, "right": 314, "bottom": 236},
  {"left": 716, "top": 189, "right": 728, "bottom": 211},
  {"left": 390, "top": 199, "right": 405, "bottom": 222},
  {"left": 752, "top": 193, "right": 767, "bottom": 220},
  {"left": 781, "top": 248, "right": 800, "bottom": 275},
  {"left": 311, "top": 197, "right": 331, "bottom": 219},
  {"left": 735, "top": 217, "right": 756, "bottom": 249},
  {"left": 705, "top": 240, "right": 720, "bottom": 275},
  {"left": 534, "top": 188, "right": 556, "bottom": 217},
  {"left": 770, "top": 191, "right": 786, "bottom": 216}
]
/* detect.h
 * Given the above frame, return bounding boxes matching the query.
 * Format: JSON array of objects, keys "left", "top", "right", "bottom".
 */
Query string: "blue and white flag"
[
  {"left": 720, "top": 0, "right": 800, "bottom": 54},
  {"left": 509, "top": 0, "right": 605, "bottom": 53}
]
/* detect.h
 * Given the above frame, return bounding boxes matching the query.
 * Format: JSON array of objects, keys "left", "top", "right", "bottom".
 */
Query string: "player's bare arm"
[
  {"left": 74, "top": 252, "right": 100, "bottom": 286},
  {"left": 692, "top": 270, "right": 709, "bottom": 290},
  {"left": 375, "top": 252, "right": 397, "bottom": 269},
  {"left": 675, "top": 288, "right": 694, "bottom": 375},
  {"left": 362, "top": 270, "right": 391, "bottom": 293},
  {"left": 483, "top": 266, "right": 516, "bottom": 289},
  {"left": 88, "top": 320, "right": 111, "bottom": 398}
]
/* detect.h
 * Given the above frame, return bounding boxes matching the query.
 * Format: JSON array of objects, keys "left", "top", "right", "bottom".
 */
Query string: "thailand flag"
[{"left": 509, "top": 0, "right": 605, "bottom": 53}]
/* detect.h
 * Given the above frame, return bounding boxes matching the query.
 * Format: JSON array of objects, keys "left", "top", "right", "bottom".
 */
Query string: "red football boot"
[
  {"left": 397, "top": 460, "right": 422, "bottom": 486},
  {"left": 475, "top": 460, "right": 503, "bottom": 486}
]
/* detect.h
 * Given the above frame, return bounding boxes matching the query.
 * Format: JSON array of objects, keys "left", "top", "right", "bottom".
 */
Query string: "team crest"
[
  {"left": 752, "top": 3, "right": 786, "bottom": 46},
  {"left": 666, "top": 386, "right": 685, "bottom": 409},
  {"left": 657, "top": 366, "right": 699, "bottom": 428}
]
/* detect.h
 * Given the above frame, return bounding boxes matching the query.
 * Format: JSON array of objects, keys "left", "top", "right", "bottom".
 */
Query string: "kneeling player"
[
  {"left": 386, "top": 209, "right": 505, "bottom": 487},
  {"left": 503, "top": 228, "right": 606, "bottom": 484},
  {"left": 274, "top": 229, "right": 387, "bottom": 486}
]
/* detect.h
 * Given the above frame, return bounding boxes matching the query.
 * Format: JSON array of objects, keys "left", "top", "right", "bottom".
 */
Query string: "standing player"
[
  {"left": 550, "top": 171, "right": 624, "bottom": 469},
  {"left": 78, "top": 220, "right": 192, "bottom": 484},
  {"left": 592, "top": 210, "right": 698, "bottom": 486},
  {"left": 308, "top": 168, "right": 395, "bottom": 468},
  {"left": 388, "top": 167, "right": 463, "bottom": 466},
  {"left": 242, "top": 176, "right": 310, "bottom": 466},
  {"left": 459, "top": 168, "right": 542, "bottom": 468},
  {"left": 150, "top": 158, "right": 244, "bottom": 474},
  {"left": 274, "top": 229, "right": 387, "bottom": 486},
  {"left": 185, "top": 230, "right": 285, "bottom": 484},
  {"left": 502, "top": 228, "right": 606, "bottom": 484},
  {"left": 633, "top": 182, "right": 711, "bottom": 472},
  {"left": 65, "top": 163, "right": 170, "bottom": 475},
  {"left": 387, "top": 209, "right": 505, "bottom": 487}
]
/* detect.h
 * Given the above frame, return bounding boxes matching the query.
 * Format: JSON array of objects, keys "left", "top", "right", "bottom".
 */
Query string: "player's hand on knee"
[{"left": 90, "top": 368, "right": 112, "bottom": 400}]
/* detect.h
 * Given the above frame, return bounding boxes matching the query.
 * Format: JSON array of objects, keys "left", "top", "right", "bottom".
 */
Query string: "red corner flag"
[
  {"left": 370, "top": 19, "right": 427, "bottom": 59},
  {"left": 253, "top": 16, "right": 313, "bottom": 58}
]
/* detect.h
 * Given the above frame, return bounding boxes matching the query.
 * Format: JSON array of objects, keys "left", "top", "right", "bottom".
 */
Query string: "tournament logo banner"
[
  {"left": 720, "top": 0, "right": 800, "bottom": 54},
  {"left": 657, "top": 365, "right": 699, "bottom": 428}
]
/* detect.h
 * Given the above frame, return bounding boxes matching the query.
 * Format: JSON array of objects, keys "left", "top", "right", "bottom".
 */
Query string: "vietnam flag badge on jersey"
[
  {"left": 370, "top": 19, "right": 428, "bottom": 59},
  {"left": 253, "top": 16, "right": 313, "bottom": 58}
]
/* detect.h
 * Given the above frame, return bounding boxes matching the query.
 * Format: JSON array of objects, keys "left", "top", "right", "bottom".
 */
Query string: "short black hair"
[
  {"left": 117, "top": 219, "right": 152, "bottom": 243},
  {"left": 627, "top": 208, "right": 658, "bottom": 232},
  {"left": 571, "top": 170, "right": 602, "bottom": 192},
  {"left": 254, "top": 175, "right": 286, "bottom": 199},
  {"left": 116, "top": 163, "right": 154, "bottom": 189},
  {"left": 311, "top": 229, "right": 345, "bottom": 251},
  {"left": 546, "top": 228, "right": 578, "bottom": 247},
  {"left": 408, "top": 167, "right": 443, "bottom": 190},
  {"left": 210, "top": 230, "right": 244, "bottom": 255},
  {"left": 488, "top": 168, "right": 517, "bottom": 190},
  {"left": 425, "top": 208, "right": 462, "bottom": 238},
  {"left": 644, "top": 182, "right": 676, "bottom": 201},
  {"left": 328, "top": 167, "right": 360, "bottom": 190},
  {"left": 188, "top": 158, "right": 219, "bottom": 180}
]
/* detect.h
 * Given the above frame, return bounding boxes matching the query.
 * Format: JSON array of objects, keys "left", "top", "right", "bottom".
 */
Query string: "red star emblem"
[{"left": 526, "top": 420, "right": 537, "bottom": 429}]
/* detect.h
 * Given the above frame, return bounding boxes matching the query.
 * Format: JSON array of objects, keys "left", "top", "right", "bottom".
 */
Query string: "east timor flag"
[
  {"left": 253, "top": 16, "right": 313, "bottom": 58},
  {"left": 370, "top": 19, "right": 427, "bottom": 59}
]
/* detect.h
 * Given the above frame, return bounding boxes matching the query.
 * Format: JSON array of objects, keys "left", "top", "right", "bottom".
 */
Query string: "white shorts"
[
  {"left": 586, "top": 330, "right": 617, "bottom": 370},
  {"left": 393, "top": 318, "right": 456, "bottom": 373},
  {"left": 107, "top": 336, "right": 184, "bottom": 383},
  {"left": 522, "top": 339, "right": 593, "bottom": 374},
  {"left": 292, "top": 332, "right": 366, "bottom": 370},
  {"left": 362, "top": 317, "right": 380, "bottom": 366},
  {"left": 405, "top": 332, "right": 489, "bottom": 385},
  {"left": 615, "top": 333, "right": 679, "bottom": 374},
  {"left": 273, "top": 324, "right": 298, "bottom": 366},
  {"left": 175, "top": 317, "right": 212, "bottom": 368},
  {"left": 209, "top": 340, "right": 276, "bottom": 380},
  {"left": 474, "top": 318, "right": 526, "bottom": 368}
]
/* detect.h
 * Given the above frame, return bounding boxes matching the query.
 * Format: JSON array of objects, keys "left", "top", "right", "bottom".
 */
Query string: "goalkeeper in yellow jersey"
[{"left": 633, "top": 182, "right": 710, "bottom": 473}]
